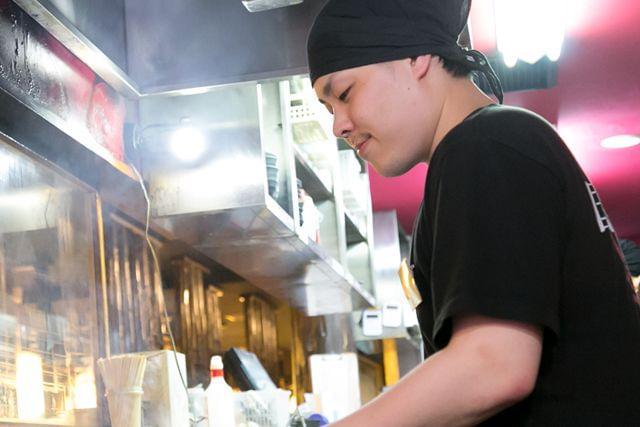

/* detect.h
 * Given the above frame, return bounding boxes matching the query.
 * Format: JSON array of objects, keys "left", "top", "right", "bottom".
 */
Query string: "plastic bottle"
[{"left": 206, "top": 356, "right": 236, "bottom": 427}]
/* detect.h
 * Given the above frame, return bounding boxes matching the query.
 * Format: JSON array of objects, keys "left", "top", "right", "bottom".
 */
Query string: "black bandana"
[{"left": 307, "top": 0, "right": 503, "bottom": 103}]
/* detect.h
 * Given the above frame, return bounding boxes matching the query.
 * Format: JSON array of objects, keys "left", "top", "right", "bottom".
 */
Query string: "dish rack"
[{"left": 235, "top": 389, "right": 291, "bottom": 427}]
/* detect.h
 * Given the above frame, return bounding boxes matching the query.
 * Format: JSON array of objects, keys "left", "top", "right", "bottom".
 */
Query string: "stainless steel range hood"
[
  {"left": 140, "top": 80, "right": 375, "bottom": 316},
  {"left": 14, "top": 0, "right": 325, "bottom": 96}
]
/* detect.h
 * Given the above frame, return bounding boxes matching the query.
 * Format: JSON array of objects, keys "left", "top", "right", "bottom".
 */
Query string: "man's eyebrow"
[{"left": 322, "top": 76, "right": 333, "bottom": 98}]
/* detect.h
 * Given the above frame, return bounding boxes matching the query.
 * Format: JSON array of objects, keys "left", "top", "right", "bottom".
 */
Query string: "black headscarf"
[{"left": 307, "top": 0, "right": 503, "bottom": 103}]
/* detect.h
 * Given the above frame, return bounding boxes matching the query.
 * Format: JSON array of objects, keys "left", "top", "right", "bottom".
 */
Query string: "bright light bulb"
[
  {"left": 16, "top": 352, "right": 45, "bottom": 420},
  {"left": 503, "top": 53, "right": 519, "bottom": 68},
  {"left": 73, "top": 369, "right": 98, "bottom": 409},
  {"left": 495, "top": 0, "right": 566, "bottom": 66},
  {"left": 601, "top": 135, "right": 640, "bottom": 149},
  {"left": 170, "top": 127, "right": 206, "bottom": 162}
]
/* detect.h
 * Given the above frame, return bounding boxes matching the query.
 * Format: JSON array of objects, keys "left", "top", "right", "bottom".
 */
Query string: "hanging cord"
[{"left": 130, "top": 164, "right": 205, "bottom": 426}]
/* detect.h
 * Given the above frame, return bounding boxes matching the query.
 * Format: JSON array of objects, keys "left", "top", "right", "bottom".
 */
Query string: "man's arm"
[{"left": 332, "top": 315, "right": 543, "bottom": 427}]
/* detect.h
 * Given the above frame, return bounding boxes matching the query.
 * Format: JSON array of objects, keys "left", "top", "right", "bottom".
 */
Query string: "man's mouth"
[
  {"left": 355, "top": 137, "right": 370, "bottom": 154},
  {"left": 353, "top": 136, "right": 371, "bottom": 151}
]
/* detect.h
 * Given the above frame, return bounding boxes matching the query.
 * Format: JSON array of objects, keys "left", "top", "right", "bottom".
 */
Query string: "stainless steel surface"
[
  {"left": 372, "top": 211, "right": 405, "bottom": 304},
  {"left": 345, "top": 210, "right": 367, "bottom": 245},
  {"left": 338, "top": 150, "right": 376, "bottom": 296},
  {"left": 321, "top": 313, "right": 357, "bottom": 354},
  {"left": 140, "top": 82, "right": 269, "bottom": 216},
  {"left": 242, "top": 0, "right": 304, "bottom": 13},
  {"left": 8, "top": 0, "right": 322, "bottom": 97},
  {"left": 27, "top": 0, "right": 127, "bottom": 68},
  {"left": 174, "top": 257, "right": 221, "bottom": 384},
  {"left": 353, "top": 211, "right": 416, "bottom": 341},
  {"left": 142, "top": 82, "right": 374, "bottom": 316},
  {"left": 13, "top": 0, "right": 140, "bottom": 99},
  {"left": 245, "top": 294, "right": 279, "bottom": 375},
  {"left": 124, "top": 0, "right": 324, "bottom": 94},
  {"left": 346, "top": 242, "right": 374, "bottom": 296},
  {"left": 105, "top": 214, "right": 165, "bottom": 353},
  {"left": 164, "top": 208, "right": 374, "bottom": 316},
  {"left": 295, "top": 312, "right": 356, "bottom": 355}
]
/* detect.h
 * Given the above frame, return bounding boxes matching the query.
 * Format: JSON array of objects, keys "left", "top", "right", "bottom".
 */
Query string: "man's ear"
[{"left": 410, "top": 54, "right": 432, "bottom": 80}]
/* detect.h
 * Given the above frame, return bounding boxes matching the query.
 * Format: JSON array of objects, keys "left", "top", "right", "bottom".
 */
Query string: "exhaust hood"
[{"left": 138, "top": 79, "right": 375, "bottom": 316}]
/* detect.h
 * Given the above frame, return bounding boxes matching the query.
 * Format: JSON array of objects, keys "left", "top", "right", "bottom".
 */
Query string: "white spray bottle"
[{"left": 206, "top": 355, "right": 236, "bottom": 427}]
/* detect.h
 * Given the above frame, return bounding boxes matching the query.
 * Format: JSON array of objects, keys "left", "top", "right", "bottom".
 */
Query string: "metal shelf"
[
  {"left": 294, "top": 146, "right": 333, "bottom": 202},
  {"left": 345, "top": 210, "right": 367, "bottom": 245},
  {"left": 156, "top": 196, "right": 374, "bottom": 315}
]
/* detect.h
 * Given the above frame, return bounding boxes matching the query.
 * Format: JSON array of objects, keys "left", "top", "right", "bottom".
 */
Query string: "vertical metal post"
[{"left": 95, "top": 196, "right": 111, "bottom": 358}]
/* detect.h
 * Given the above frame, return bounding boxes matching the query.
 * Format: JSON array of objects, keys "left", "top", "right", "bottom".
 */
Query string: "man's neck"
[{"left": 427, "top": 79, "right": 495, "bottom": 161}]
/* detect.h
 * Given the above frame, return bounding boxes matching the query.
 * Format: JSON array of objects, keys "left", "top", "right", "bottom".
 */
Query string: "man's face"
[{"left": 313, "top": 58, "right": 440, "bottom": 177}]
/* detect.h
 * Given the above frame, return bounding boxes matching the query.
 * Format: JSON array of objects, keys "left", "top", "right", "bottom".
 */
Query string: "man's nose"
[{"left": 332, "top": 109, "right": 353, "bottom": 139}]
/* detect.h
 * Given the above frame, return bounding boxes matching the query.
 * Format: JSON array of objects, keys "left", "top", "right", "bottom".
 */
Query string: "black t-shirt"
[{"left": 410, "top": 104, "right": 640, "bottom": 425}]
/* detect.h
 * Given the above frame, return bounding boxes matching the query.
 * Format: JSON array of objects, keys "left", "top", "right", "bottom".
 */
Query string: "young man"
[{"left": 307, "top": 1, "right": 640, "bottom": 425}]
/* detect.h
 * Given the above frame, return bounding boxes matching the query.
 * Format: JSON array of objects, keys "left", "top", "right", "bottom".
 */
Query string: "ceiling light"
[
  {"left": 601, "top": 135, "right": 640, "bottom": 149},
  {"left": 495, "top": 0, "right": 567, "bottom": 67},
  {"left": 170, "top": 127, "right": 206, "bottom": 162}
]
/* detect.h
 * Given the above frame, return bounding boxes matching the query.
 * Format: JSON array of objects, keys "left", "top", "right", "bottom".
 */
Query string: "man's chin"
[{"left": 372, "top": 162, "right": 414, "bottom": 178}]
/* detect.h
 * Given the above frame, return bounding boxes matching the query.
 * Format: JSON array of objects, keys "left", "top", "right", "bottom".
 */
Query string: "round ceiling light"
[
  {"left": 170, "top": 127, "right": 206, "bottom": 162},
  {"left": 600, "top": 135, "right": 640, "bottom": 149}
]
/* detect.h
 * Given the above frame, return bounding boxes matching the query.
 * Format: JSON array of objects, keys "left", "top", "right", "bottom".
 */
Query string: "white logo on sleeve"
[{"left": 585, "top": 181, "right": 614, "bottom": 233}]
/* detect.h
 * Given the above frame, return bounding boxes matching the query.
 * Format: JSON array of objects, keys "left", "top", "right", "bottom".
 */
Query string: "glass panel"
[
  {"left": 170, "top": 257, "right": 222, "bottom": 386},
  {"left": 104, "top": 215, "right": 165, "bottom": 355},
  {"left": 346, "top": 242, "right": 374, "bottom": 295},
  {"left": 245, "top": 294, "right": 279, "bottom": 380},
  {"left": 0, "top": 140, "right": 99, "bottom": 425}
]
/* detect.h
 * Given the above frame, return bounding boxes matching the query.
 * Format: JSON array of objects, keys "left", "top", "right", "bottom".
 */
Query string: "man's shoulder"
[
  {"left": 438, "top": 104, "right": 564, "bottom": 174},
  {"left": 468, "top": 104, "right": 559, "bottom": 145}
]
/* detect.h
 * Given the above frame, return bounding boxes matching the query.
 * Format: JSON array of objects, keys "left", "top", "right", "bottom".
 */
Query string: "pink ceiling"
[{"left": 370, "top": 0, "right": 640, "bottom": 243}]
